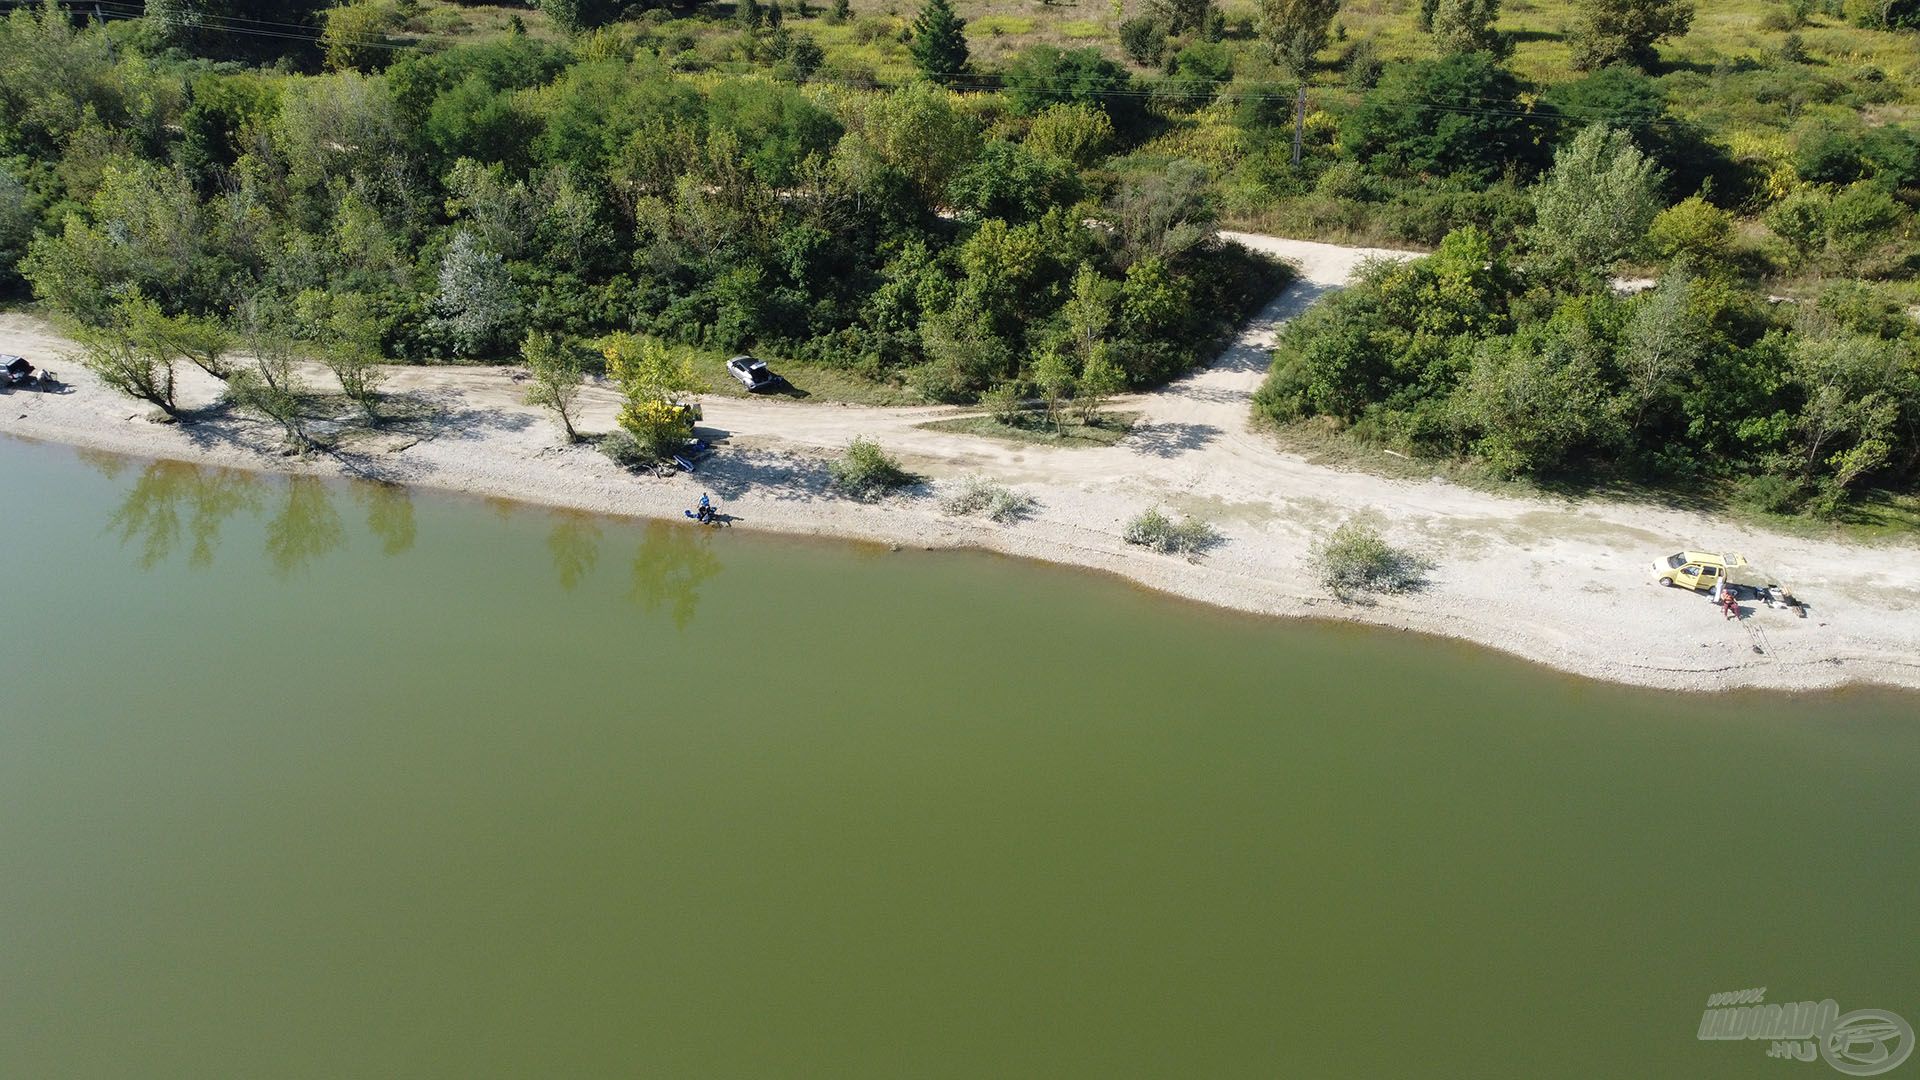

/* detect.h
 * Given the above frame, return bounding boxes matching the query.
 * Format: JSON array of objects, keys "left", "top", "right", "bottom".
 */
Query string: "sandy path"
[{"left": 5, "top": 233, "right": 1918, "bottom": 693}]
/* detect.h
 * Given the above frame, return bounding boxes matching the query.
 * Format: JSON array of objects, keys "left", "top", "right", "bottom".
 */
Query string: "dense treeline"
[
  {"left": 1255, "top": 124, "right": 1920, "bottom": 512},
  {"left": 0, "top": 0, "right": 1283, "bottom": 407}
]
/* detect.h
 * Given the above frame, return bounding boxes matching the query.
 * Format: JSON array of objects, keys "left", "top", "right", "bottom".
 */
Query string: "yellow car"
[{"left": 1651, "top": 550, "right": 1748, "bottom": 592}]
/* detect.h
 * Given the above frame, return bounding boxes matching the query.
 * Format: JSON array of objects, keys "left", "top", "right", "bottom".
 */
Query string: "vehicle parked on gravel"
[{"left": 1651, "top": 551, "right": 1747, "bottom": 592}]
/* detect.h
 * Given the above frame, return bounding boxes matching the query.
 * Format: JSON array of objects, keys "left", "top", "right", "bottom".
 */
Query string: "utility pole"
[{"left": 1291, "top": 86, "right": 1307, "bottom": 168}]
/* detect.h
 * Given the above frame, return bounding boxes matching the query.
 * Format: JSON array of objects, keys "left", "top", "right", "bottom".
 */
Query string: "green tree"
[
  {"left": 1616, "top": 273, "right": 1706, "bottom": 432},
  {"left": 1426, "top": 0, "right": 1504, "bottom": 54},
  {"left": 1151, "top": 0, "right": 1214, "bottom": 34},
  {"left": 1031, "top": 347, "right": 1075, "bottom": 431},
  {"left": 300, "top": 289, "right": 386, "bottom": 419},
  {"left": 1002, "top": 46, "right": 1137, "bottom": 126},
  {"left": 121, "top": 294, "right": 235, "bottom": 381},
  {"left": 539, "top": 0, "right": 614, "bottom": 33},
  {"left": 74, "top": 323, "right": 179, "bottom": 417},
  {"left": 521, "top": 331, "right": 588, "bottom": 441},
  {"left": 432, "top": 230, "right": 523, "bottom": 358},
  {"left": 1523, "top": 124, "right": 1665, "bottom": 283},
  {"left": 1109, "top": 159, "right": 1217, "bottom": 265},
  {"left": 1570, "top": 0, "right": 1694, "bottom": 71},
  {"left": 604, "top": 334, "right": 701, "bottom": 459},
  {"left": 320, "top": 0, "right": 404, "bottom": 72},
  {"left": 1024, "top": 102, "right": 1114, "bottom": 168},
  {"left": 1647, "top": 195, "right": 1735, "bottom": 270},
  {"left": 1341, "top": 53, "right": 1537, "bottom": 180},
  {"left": 1061, "top": 262, "right": 1119, "bottom": 364},
  {"left": 910, "top": 0, "right": 970, "bottom": 83},
  {"left": 231, "top": 309, "right": 312, "bottom": 447},
  {"left": 1256, "top": 0, "right": 1341, "bottom": 76},
  {"left": 1077, "top": 344, "right": 1127, "bottom": 422}
]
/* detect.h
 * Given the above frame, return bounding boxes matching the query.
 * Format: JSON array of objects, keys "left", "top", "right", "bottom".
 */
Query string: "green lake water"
[{"left": 2, "top": 435, "right": 1916, "bottom": 1079}]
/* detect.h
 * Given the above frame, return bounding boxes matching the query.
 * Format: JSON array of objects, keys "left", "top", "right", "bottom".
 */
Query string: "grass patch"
[
  {"left": 919, "top": 411, "right": 1140, "bottom": 447},
  {"left": 970, "top": 14, "right": 1037, "bottom": 35},
  {"left": 693, "top": 354, "right": 920, "bottom": 406},
  {"left": 1056, "top": 19, "right": 1107, "bottom": 39}
]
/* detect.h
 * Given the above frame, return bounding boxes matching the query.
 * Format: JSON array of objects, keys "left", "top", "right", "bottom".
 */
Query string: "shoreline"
[
  {"left": 7, "top": 231, "right": 1919, "bottom": 695},
  {"left": 8, "top": 400, "right": 1918, "bottom": 696}
]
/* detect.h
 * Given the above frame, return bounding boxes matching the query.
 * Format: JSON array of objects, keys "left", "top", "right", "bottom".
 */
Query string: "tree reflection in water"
[
  {"left": 265, "top": 476, "right": 346, "bottom": 577},
  {"left": 106, "top": 460, "right": 264, "bottom": 569},
  {"left": 628, "top": 520, "right": 722, "bottom": 629},
  {"left": 353, "top": 480, "right": 417, "bottom": 557},
  {"left": 547, "top": 512, "right": 603, "bottom": 592}
]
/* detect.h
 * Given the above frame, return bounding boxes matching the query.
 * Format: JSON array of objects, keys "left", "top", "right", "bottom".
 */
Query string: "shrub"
[
  {"left": 1123, "top": 507, "right": 1220, "bottom": 556},
  {"left": 941, "top": 475, "right": 1037, "bottom": 522},
  {"left": 598, "top": 429, "right": 655, "bottom": 470},
  {"left": 1310, "top": 520, "right": 1431, "bottom": 600},
  {"left": 830, "top": 437, "right": 913, "bottom": 500},
  {"left": 1119, "top": 16, "right": 1168, "bottom": 66}
]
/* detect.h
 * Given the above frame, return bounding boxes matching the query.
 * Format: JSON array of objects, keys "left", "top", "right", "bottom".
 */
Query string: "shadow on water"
[
  {"left": 547, "top": 512, "right": 603, "bottom": 592},
  {"left": 628, "top": 519, "right": 722, "bottom": 629}
]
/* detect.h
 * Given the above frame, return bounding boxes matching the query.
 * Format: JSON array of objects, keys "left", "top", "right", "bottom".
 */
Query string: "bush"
[
  {"left": 1119, "top": 17, "right": 1168, "bottom": 66},
  {"left": 1310, "top": 520, "right": 1431, "bottom": 601},
  {"left": 1123, "top": 507, "right": 1220, "bottom": 556},
  {"left": 940, "top": 475, "right": 1037, "bottom": 522},
  {"left": 599, "top": 429, "right": 655, "bottom": 470},
  {"left": 830, "top": 437, "right": 913, "bottom": 500}
]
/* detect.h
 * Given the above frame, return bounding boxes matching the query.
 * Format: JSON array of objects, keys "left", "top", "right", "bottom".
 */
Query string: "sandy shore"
[{"left": 6, "top": 233, "right": 1919, "bottom": 693}]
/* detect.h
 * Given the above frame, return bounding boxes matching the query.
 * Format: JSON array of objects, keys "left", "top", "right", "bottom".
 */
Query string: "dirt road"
[{"left": 5, "top": 233, "right": 1918, "bottom": 692}]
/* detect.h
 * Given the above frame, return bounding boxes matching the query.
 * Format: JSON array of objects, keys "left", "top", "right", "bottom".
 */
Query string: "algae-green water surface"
[{"left": 2, "top": 436, "right": 1915, "bottom": 1079}]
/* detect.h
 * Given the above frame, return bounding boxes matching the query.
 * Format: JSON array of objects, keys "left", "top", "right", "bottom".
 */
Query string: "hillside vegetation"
[{"left": 0, "top": 0, "right": 1915, "bottom": 515}]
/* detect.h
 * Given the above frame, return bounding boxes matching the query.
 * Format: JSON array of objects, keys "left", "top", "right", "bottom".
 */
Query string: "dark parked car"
[{"left": 725, "top": 354, "right": 783, "bottom": 392}]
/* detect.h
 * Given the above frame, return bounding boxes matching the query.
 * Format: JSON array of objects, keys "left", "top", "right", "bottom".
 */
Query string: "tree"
[
  {"left": 1616, "top": 273, "right": 1706, "bottom": 432},
  {"left": 1256, "top": 0, "right": 1341, "bottom": 76},
  {"left": 320, "top": 0, "right": 404, "bottom": 72},
  {"left": 1077, "top": 344, "right": 1127, "bottom": 422},
  {"left": 231, "top": 310, "right": 312, "bottom": 447},
  {"left": 73, "top": 325, "right": 178, "bottom": 417},
  {"left": 945, "top": 140, "right": 1078, "bottom": 222},
  {"left": 1523, "top": 124, "right": 1665, "bottom": 283},
  {"left": 1025, "top": 102, "right": 1113, "bottom": 168},
  {"left": 604, "top": 334, "right": 701, "bottom": 459},
  {"left": 300, "top": 290, "right": 386, "bottom": 419},
  {"left": 121, "top": 294, "right": 235, "bottom": 381},
  {"left": 1341, "top": 53, "right": 1537, "bottom": 181},
  {"left": 0, "top": 167, "right": 31, "bottom": 284},
  {"left": 1150, "top": 0, "right": 1215, "bottom": 34},
  {"left": 539, "top": 0, "right": 614, "bottom": 34},
  {"left": 1426, "top": 0, "right": 1505, "bottom": 55},
  {"left": 1842, "top": 0, "right": 1918, "bottom": 29},
  {"left": 1031, "top": 347, "right": 1075, "bottom": 430},
  {"left": 522, "top": 331, "right": 587, "bottom": 441},
  {"left": 432, "top": 230, "right": 522, "bottom": 358},
  {"left": 910, "top": 0, "right": 969, "bottom": 83},
  {"left": 1061, "top": 262, "right": 1119, "bottom": 365},
  {"left": 1109, "top": 159, "right": 1217, "bottom": 265},
  {"left": 1002, "top": 47, "right": 1137, "bottom": 127},
  {"left": 1647, "top": 195, "right": 1734, "bottom": 270},
  {"left": 1570, "top": 0, "right": 1694, "bottom": 71}
]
